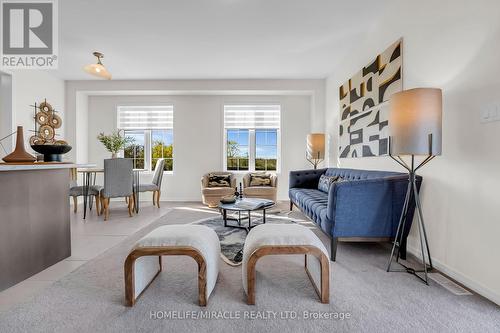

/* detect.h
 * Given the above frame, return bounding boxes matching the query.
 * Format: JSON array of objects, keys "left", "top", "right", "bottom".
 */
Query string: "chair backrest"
[
  {"left": 103, "top": 158, "right": 133, "bottom": 198},
  {"left": 152, "top": 158, "right": 165, "bottom": 186}
]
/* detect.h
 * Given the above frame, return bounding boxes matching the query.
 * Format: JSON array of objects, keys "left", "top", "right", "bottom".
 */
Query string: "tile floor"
[{"left": 0, "top": 200, "right": 202, "bottom": 312}]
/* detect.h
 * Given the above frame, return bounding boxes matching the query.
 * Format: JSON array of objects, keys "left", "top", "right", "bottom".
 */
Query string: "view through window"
[
  {"left": 224, "top": 105, "right": 280, "bottom": 172},
  {"left": 117, "top": 106, "right": 173, "bottom": 172}
]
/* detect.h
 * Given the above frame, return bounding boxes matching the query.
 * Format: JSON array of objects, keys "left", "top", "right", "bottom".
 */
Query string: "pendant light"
[{"left": 83, "top": 52, "right": 112, "bottom": 79}]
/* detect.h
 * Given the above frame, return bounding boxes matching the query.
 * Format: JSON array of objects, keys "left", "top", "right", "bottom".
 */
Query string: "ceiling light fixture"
[{"left": 83, "top": 51, "right": 112, "bottom": 79}]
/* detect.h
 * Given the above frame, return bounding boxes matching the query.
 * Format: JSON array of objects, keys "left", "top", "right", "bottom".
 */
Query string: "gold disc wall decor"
[
  {"left": 38, "top": 124, "right": 55, "bottom": 140},
  {"left": 35, "top": 111, "right": 49, "bottom": 125},
  {"left": 48, "top": 114, "right": 62, "bottom": 128},
  {"left": 39, "top": 101, "right": 53, "bottom": 114},
  {"left": 30, "top": 135, "right": 45, "bottom": 145}
]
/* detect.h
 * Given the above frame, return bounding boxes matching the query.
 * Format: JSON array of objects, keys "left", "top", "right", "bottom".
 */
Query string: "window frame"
[
  {"left": 117, "top": 104, "right": 174, "bottom": 174},
  {"left": 122, "top": 129, "right": 174, "bottom": 173},
  {"left": 222, "top": 104, "right": 281, "bottom": 174}
]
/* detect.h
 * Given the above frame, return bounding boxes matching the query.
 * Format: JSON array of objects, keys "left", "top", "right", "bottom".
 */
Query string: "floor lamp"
[
  {"left": 306, "top": 133, "right": 325, "bottom": 169},
  {"left": 386, "top": 88, "right": 442, "bottom": 285}
]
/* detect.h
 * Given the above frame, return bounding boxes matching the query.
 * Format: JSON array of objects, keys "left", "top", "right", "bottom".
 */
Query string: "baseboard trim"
[{"left": 407, "top": 245, "right": 500, "bottom": 306}]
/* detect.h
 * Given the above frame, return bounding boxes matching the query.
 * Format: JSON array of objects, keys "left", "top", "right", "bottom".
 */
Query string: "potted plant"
[{"left": 97, "top": 130, "right": 134, "bottom": 158}]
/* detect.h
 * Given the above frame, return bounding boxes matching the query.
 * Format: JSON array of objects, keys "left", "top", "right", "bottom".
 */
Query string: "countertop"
[{"left": 0, "top": 162, "right": 84, "bottom": 171}]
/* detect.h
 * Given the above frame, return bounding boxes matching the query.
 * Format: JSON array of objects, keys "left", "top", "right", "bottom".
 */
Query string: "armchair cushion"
[
  {"left": 249, "top": 172, "right": 272, "bottom": 186},
  {"left": 207, "top": 173, "right": 232, "bottom": 187},
  {"left": 244, "top": 186, "right": 276, "bottom": 197}
]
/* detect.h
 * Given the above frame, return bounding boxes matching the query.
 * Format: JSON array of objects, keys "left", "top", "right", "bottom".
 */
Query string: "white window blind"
[
  {"left": 117, "top": 105, "right": 173, "bottom": 129},
  {"left": 224, "top": 105, "right": 280, "bottom": 129}
]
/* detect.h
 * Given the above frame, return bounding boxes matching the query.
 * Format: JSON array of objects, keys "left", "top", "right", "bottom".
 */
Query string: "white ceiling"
[{"left": 58, "top": 0, "right": 390, "bottom": 80}]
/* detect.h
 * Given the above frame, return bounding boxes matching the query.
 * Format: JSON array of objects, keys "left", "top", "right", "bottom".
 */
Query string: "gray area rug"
[
  {"left": 191, "top": 212, "right": 295, "bottom": 265},
  {"left": 0, "top": 206, "right": 499, "bottom": 333}
]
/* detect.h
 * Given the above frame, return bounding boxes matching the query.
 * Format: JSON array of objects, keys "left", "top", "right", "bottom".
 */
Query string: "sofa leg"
[
  {"left": 289, "top": 201, "right": 293, "bottom": 211},
  {"left": 330, "top": 237, "right": 338, "bottom": 262},
  {"left": 399, "top": 238, "right": 407, "bottom": 260}
]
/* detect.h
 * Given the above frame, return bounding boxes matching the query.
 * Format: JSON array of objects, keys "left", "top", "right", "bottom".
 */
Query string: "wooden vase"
[{"left": 2, "top": 126, "right": 37, "bottom": 163}]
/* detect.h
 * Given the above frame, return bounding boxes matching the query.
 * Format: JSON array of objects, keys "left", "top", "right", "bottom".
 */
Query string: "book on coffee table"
[{"left": 233, "top": 198, "right": 274, "bottom": 210}]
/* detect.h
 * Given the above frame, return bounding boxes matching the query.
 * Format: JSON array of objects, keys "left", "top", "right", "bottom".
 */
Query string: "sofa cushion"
[
  {"left": 289, "top": 188, "right": 330, "bottom": 233},
  {"left": 317, "top": 175, "right": 339, "bottom": 193},
  {"left": 208, "top": 174, "right": 231, "bottom": 187}
]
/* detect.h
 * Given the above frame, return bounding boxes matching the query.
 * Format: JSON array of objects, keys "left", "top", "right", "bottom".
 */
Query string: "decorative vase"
[
  {"left": 111, "top": 153, "right": 118, "bottom": 158},
  {"left": 2, "top": 126, "right": 36, "bottom": 163}
]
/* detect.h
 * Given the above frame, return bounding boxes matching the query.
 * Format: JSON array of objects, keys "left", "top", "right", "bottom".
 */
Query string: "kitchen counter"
[{"left": 0, "top": 163, "right": 75, "bottom": 291}]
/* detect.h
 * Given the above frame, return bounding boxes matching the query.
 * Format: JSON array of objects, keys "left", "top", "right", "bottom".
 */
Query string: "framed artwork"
[{"left": 339, "top": 39, "right": 402, "bottom": 158}]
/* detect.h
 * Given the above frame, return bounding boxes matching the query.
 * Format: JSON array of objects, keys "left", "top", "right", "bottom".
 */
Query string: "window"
[
  {"left": 224, "top": 104, "right": 280, "bottom": 172},
  {"left": 117, "top": 105, "right": 173, "bottom": 172},
  {"left": 226, "top": 129, "right": 249, "bottom": 171}
]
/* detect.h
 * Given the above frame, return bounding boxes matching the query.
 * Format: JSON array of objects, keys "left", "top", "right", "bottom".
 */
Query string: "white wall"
[
  {"left": 87, "top": 94, "right": 311, "bottom": 201},
  {"left": 2, "top": 70, "right": 66, "bottom": 156},
  {"left": 325, "top": 0, "right": 500, "bottom": 305},
  {"left": 0, "top": 72, "right": 12, "bottom": 155},
  {"left": 65, "top": 79, "right": 325, "bottom": 163}
]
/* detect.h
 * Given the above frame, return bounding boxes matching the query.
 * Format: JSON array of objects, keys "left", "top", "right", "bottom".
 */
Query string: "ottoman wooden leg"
[
  {"left": 246, "top": 245, "right": 329, "bottom": 305},
  {"left": 304, "top": 253, "right": 330, "bottom": 304},
  {"left": 124, "top": 247, "right": 209, "bottom": 307}
]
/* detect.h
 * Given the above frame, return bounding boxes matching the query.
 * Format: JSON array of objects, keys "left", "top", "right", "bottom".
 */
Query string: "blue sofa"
[{"left": 289, "top": 168, "right": 421, "bottom": 261}]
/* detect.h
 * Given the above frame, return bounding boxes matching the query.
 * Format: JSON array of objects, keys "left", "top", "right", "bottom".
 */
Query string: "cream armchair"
[
  {"left": 243, "top": 173, "right": 278, "bottom": 202},
  {"left": 201, "top": 172, "right": 236, "bottom": 208}
]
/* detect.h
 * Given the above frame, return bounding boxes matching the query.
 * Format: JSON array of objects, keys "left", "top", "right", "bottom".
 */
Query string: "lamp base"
[{"left": 386, "top": 155, "right": 434, "bottom": 285}]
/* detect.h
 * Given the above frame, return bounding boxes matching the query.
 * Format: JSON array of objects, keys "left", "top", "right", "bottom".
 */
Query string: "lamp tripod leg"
[
  {"left": 387, "top": 179, "right": 412, "bottom": 271},
  {"left": 396, "top": 180, "right": 413, "bottom": 261},
  {"left": 413, "top": 184, "right": 429, "bottom": 285},
  {"left": 413, "top": 180, "right": 433, "bottom": 270}
]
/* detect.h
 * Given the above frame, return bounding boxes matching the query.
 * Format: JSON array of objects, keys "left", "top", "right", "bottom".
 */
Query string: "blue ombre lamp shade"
[{"left": 389, "top": 88, "right": 442, "bottom": 156}]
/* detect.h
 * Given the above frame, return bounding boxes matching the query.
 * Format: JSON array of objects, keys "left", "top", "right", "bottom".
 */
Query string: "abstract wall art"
[{"left": 339, "top": 39, "right": 403, "bottom": 158}]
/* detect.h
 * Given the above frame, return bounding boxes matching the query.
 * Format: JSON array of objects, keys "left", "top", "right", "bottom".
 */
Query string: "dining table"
[{"left": 74, "top": 166, "right": 143, "bottom": 219}]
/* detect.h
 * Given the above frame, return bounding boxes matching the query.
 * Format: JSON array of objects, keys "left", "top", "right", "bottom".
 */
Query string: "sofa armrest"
[
  {"left": 289, "top": 168, "right": 327, "bottom": 189},
  {"left": 328, "top": 176, "right": 410, "bottom": 237}
]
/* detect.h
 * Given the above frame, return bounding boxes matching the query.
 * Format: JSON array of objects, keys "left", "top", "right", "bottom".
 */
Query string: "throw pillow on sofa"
[
  {"left": 249, "top": 173, "right": 272, "bottom": 186},
  {"left": 208, "top": 174, "right": 231, "bottom": 187},
  {"left": 318, "top": 175, "right": 340, "bottom": 193}
]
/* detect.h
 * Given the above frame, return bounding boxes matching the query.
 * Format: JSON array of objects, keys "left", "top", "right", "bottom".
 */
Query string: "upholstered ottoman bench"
[
  {"left": 124, "top": 225, "right": 220, "bottom": 306},
  {"left": 242, "top": 224, "right": 330, "bottom": 305}
]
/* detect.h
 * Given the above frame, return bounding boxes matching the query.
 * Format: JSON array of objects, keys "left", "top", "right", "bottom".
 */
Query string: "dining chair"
[
  {"left": 138, "top": 158, "right": 165, "bottom": 208},
  {"left": 101, "top": 158, "right": 134, "bottom": 221},
  {"left": 69, "top": 179, "right": 103, "bottom": 216}
]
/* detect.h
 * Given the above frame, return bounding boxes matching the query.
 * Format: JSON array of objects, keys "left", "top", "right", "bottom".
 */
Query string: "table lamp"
[
  {"left": 306, "top": 133, "right": 325, "bottom": 169},
  {"left": 386, "top": 88, "right": 442, "bottom": 285}
]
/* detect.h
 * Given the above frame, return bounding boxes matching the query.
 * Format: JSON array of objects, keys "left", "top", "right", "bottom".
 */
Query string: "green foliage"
[
  {"left": 151, "top": 140, "right": 173, "bottom": 171},
  {"left": 256, "top": 158, "right": 277, "bottom": 171},
  {"left": 97, "top": 130, "right": 135, "bottom": 154}
]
